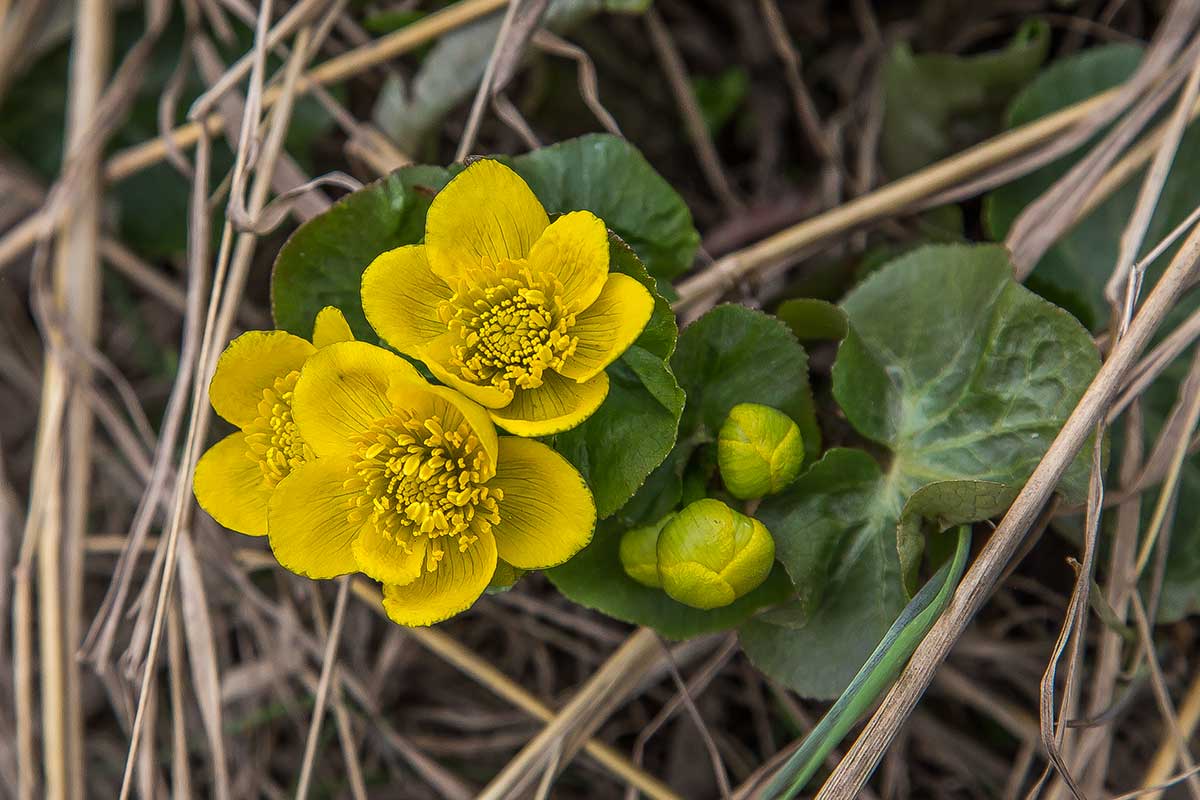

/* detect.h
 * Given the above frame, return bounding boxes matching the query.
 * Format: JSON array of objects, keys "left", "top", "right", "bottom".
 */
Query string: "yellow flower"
[
  {"left": 193, "top": 307, "right": 354, "bottom": 535},
  {"left": 267, "top": 340, "right": 596, "bottom": 625},
  {"left": 360, "top": 159, "right": 655, "bottom": 437}
]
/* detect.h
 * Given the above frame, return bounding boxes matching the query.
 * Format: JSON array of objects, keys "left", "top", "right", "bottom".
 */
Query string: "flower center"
[
  {"left": 441, "top": 262, "right": 577, "bottom": 394},
  {"left": 244, "top": 370, "right": 311, "bottom": 487},
  {"left": 345, "top": 410, "right": 502, "bottom": 567}
]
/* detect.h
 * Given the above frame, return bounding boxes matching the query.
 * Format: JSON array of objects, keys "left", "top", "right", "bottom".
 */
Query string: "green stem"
[{"left": 759, "top": 525, "right": 973, "bottom": 800}]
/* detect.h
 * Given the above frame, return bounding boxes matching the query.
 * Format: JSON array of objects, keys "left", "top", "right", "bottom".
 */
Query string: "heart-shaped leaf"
[{"left": 742, "top": 244, "right": 1100, "bottom": 697}]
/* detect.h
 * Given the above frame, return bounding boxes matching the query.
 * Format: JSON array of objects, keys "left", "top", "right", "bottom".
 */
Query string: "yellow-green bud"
[
  {"left": 619, "top": 514, "right": 676, "bottom": 588},
  {"left": 717, "top": 403, "right": 804, "bottom": 500},
  {"left": 657, "top": 499, "right": 775, "bottom": 610}
]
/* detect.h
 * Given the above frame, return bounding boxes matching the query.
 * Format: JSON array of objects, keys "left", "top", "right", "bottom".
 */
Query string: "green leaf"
[
  {"left": 691, "top": 67, "right": 749, "bottom": 136},
  {"left": 546, "top": 519, "right": 794, "bottom": 640},
  {"left": 775, "top": 298, "right": 848, "bottom": 342},
  {"left": 742, "top": 244, "right": 1100, "bottom": 698},
  {"left": 550, "top": 238, "right": 683, "bottom": 519},
  {"left": 741, "top": 449, "right": 901, "bottom": 699},
  {"left": 511, "top": 134, "right": 700, "bottom": 280},
  {"left": 896, "top": 480, "right": 1017, "bottom": 594},
  {"left": 271, "top": 166, "right": 451, "bottom": 339},
  {"left": 882, "top": 19, "right": 1049, "bottom": 177},
  {"left": 672, "top": 305, "right": 819, "bottom": 452}
]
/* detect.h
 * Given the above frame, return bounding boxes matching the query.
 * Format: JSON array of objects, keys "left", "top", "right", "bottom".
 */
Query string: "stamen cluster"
[
  {"left": 244, "top": 370, "right": 311, "bottom": 486},
  {"left": 345, "top": 410, "right": 502, "bottom": 568},
  {"left": 441, "top": 263, "right": 578, "bottom": 394}
]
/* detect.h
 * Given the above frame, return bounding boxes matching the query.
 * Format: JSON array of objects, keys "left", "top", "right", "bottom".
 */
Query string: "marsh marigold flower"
[
  {"left": 193, "top": 307, "right": 354, "bottom": 535},
  {"left": 360, "top": 159, "right": 655, "bottom": 437},
  {"left": 267, "top": 340, "right": 596, "bottom": 625}
]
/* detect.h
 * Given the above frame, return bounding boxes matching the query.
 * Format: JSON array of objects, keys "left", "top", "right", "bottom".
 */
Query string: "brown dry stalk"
[
  {"left": 348, "top": 574, "right": 683, "bottom": 800},
  {"left": 27, "top": 1, "right": 113, "bottom": 798},
  {"left": 814, "top": 216, "right": 1200, "bottom": 800},
  {"left": 671, "top": 87, "right": 1119, "bottom": 311},
  {"left": 83, "top": 534, "right": 681, "bottom": 800},
  {"left": 1140, "top": 666, "right": 1200, "bottom": 800},
  {"left": 295, "top": 575, "right": 350, "bottom": 800},
  {"left": 104, "top": 0, "right": 506, "bottom": 182},
  {"left": 477, "top": 626, "right": 665, "bottom": 800},
  {"left": 645, "top": 7, "right": 743, "bottom": 216},
  {"left": 116, "top": 3, "right": 303, "bottom": 794}
]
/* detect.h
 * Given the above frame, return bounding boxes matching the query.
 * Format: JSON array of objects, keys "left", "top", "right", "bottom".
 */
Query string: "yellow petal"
[
  {"left": 293, "top": 341, "right": 423, "bottom": 458},
  {"left": 209, "top": 331, "right": 315, "bottom": 427},
  {"left": 361, "top": 245, "right": 451, "bottom": 354},
  {"left": 527, "top": 211, "right": 610, "bottom": 310},
  {"left": 352, "top": 525, "right": 427, "bottom": 586},
  {"left": 193, "top": 432, "right": 272, "bottom": 536},
  {"left": 267, "top": 458, "right": 362, "bottom": 579},
  {"left": 387, "top": 380, "right": 499, "bottom": 475},
  {"left": 528, "top": 209, "right": 609, "bottom": 309},
  {"left": 489, "top": 437, "right": 595, "bottom": 569},
  {"left": 420, "top": 333, "right": 514, "bottom": 409},
  {"left": 312, "top": 306, "right": 355, "bottom": 348},
  {"left": 489, "top": 371, "right": 609, "bottom": 437},
  {"left": 381, "top": 530, "right": 498, "bottom": 626},
  {"left": 557, "top": 273, "right": 655, "bottom": 383},
  {"left": 425, "top": 160, "right": 548, "bottom": 280}
]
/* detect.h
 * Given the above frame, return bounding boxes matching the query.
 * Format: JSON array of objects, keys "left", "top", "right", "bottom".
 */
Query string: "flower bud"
[
  {"left": 619, "top": 514, "right": 676, "bottom": 588},
  {"left": 657, "top": 499, "right": 775, "bottom": 610},
  {"left": 717, "top": 403, "right": 804, "bottom": 500}
]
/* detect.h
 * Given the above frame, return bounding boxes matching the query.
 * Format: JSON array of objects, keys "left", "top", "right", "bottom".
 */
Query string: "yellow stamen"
[
  {"left": 347, "top": 410, "right": 503, "bottom": 559},
  {"left": 441, "top": 260, "right": 578, "bottom": 395},
  {"left": 244, "top": 370, "right": 311, "bottom": 487}
]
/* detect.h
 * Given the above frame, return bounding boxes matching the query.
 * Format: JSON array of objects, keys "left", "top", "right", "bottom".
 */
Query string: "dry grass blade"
[
  {"left": 1130, "top": 593, "right": 1200, "bottom": 798},
  {"left": 477, "top": 626, "right": 664, "bottom": 800},
  {"left": 103, "top": 0, "right": 507, "bottom": 182},
  {"left": 116, "top": 3, "right": 309, "bottom": 794},
  {"left": 1139, "top": 667, "right": 1200, "bottom": 800},
  {"left": 532, "top": 31, "right": 622, "bottom": 136},
  {"left": 1132, "top": 347, "right": 1200, "bottom": 578},
  {"left": 658, "top": 639, "right": 733, "bottom": 799},
  {"left": 165, "top": 602, "right": 192, "bottom": 799},
  {"left": 456, "top": 0, "right": 548, "bottom": 161},
  {"left": 626, "top": 635, "right": 738, "bottom": 800},
  {"left": 1006, "top": 6, "right": 1200, "bottom": 275},
  {"left": 33, "top": 1, "right": 113, "bottom": 797},
  {"left": 671, "top": 84, "right": 1122, "bottom": 311},
  {"left": 757, "top": 0, "right": 832, "bottom": 160},
  {"left": 645, "top": 7, "right": 743, "bottom": 216},
  {"left": 175, "top": 528, "right": 230, "bottom": 799},
  {"left": 295, "top": 577, "right": 351, "bottom": 800}
]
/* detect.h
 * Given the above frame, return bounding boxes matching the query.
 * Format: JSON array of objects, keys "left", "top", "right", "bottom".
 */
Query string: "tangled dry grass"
[{"left": 3, "top": 1, "right": 1200, "bottom": 798}]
